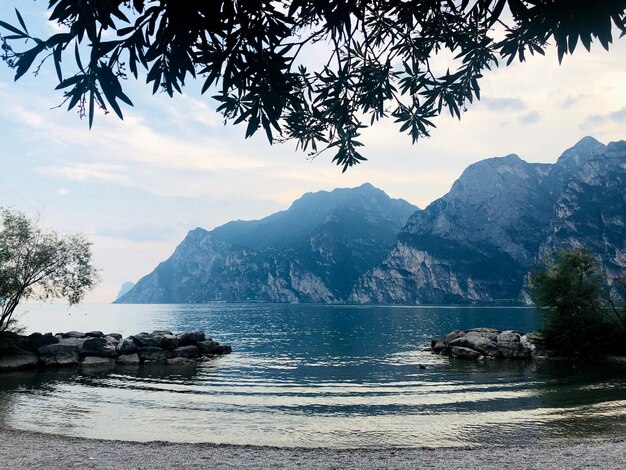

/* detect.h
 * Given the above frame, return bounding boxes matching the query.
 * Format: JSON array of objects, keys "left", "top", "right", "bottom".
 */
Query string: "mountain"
[
  {"left": 116, "top": 184, "right": 418, "bottom": 303},
  {"left": 349, "top": 137, "right": 626, "bottom": 304},
  {"left": 115, "top": 282, "right": 135, "bottom": 300}
]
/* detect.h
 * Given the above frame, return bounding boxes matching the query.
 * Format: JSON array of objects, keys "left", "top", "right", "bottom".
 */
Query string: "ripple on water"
[{"left": 2, "top": 303, "right": 626, "bottom": 447}]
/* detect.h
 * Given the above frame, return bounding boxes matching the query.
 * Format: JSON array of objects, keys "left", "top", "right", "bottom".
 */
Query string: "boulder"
[
  {"left": 450, "top": 346, "right": 483, "bottom": 360},
  {"left": 59, "top": 331, "right": 86, "bottom": 338},
  {"left": 197, "top": 340, "right": 221, "bottom": 355},
  {"left": 465, "top": 330, "right": 499, "bottom": 342},
  {"left": 153, "top": 330, "right": 173, "bottom": 336},
  {"left": 441, "top": 331, "right": 465, "bottom": 345},
  {"left": 160, "top": 334, "right": 179, "bottom": 351},
  {"left": 117, "top": 338, "right": 138, "bottom": 354},
  {"left": 432, "top": 340, "right": 446, "bottom": 354},
  {"left": 85, "top": 331, "right": 104, "bottom": 338},
  {"left": 104, "top": 335, "right": 121, "bottom": 347},
  {"left": 116, "top": 353, "right": 140, "bottom": 365},
  {"left": 448, "top": 336, "right": 499, "bottom": 357},
  {"left": 468, "top": 327, "right": 500, "bottom": 333},
  {"left": 22, "top": 332, "right": 59, "bottom": 353},
  {"left": 497, "top": 330, "right": 530, "bottom": 359},
  {"left": 38, "top": 344, "right": 80, "bottom": 366},
  {"left": 173, "top": 346, "right": 199, "bottom": 359},
  {"left": 80, "top": 356, "right": 115, "bottom": 367},
  {"left": 81, "top": 338, "right": 118, "bottom": 358},
  {"left": 58, "top": 337, "right": 88, "bottom": 348},
  {"left": 132, "top": 332, "right": 163, "bottom": 348},
  {"left": 177, "top": 331, "right": 206, "bottom": 346},
  {"left": 106, "top": 333, "right": 123, "bottom": 341},
  {"left": 137, "top": 346, "right": 171, "bottom": 362},
  {"left": 0, "top": 353, "right": 39, "bottom": 371}
]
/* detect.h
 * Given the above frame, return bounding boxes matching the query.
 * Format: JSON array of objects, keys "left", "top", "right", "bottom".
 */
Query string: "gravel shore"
[{"left": 1, "top": 427, "right": 625, "bottom": 469}]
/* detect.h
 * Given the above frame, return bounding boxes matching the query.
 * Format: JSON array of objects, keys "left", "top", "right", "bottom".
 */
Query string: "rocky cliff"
[
  {"left": 350, "top": 137, "right": 626, "bottom": 304},
  {"left": 116, "top": 183, "right": 418, "bottom": 303}
]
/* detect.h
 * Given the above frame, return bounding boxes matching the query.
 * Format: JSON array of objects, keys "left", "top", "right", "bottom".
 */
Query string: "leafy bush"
[{"left": 530, "top": 248, "right": 623, "bottom": 354}]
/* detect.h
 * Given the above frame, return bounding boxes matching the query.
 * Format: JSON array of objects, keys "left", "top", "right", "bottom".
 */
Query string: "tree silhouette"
[{"left": 1, "top": 1, "right": 624, "bottom": 170}]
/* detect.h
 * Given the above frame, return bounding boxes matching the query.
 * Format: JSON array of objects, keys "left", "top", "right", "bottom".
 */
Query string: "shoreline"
[{"left": 2, "top": 427, "right": 625, "bottom": 469}]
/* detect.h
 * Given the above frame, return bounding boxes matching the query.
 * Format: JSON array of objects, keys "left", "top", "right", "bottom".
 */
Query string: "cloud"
[
  {"left": 561, "top": 95, "right": 588, "bottom": 108},
  {"left": 37, "top": 163, "right": 132, "bottom": 184},
  {"left": 582, "top": 107, "right": 626, "bottom": 128},
  {"left": 96, "top": 224, "right": 182, "bottom": 242},
  {"left": 57, "top": 188, "right": 69, "bottom": 196},
  {"left": 481, "top": 97, "right": 526, "bottom": 111},
  {"left": 518, "top": 111, "right": 541, "bottom": 124}
]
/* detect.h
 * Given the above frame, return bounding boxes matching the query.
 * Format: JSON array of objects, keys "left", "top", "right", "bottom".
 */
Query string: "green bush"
[{"left": 530, "top": 248, "right": 622, "bottom": 354}]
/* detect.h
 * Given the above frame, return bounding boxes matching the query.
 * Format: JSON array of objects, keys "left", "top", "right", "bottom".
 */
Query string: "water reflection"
[{"left": 1, "top": 304, "right": 625, "bottom": 447}]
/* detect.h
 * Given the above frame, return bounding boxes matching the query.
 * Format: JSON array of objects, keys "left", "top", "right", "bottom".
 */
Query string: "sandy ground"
[{"left": 1, "top": 427, "right": 624, "bottom": 469}]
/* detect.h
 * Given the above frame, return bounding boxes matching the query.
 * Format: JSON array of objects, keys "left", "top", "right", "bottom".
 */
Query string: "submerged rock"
[{"left": 116, "top": 353, "right": 140, "bottom": 365}]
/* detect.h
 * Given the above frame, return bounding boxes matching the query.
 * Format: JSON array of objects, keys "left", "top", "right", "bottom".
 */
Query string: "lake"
[{"left": 1, "top": 303, "right": 626, "bottom": 448}]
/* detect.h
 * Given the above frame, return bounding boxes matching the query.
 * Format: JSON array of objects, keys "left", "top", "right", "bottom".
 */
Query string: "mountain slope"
[
  {"left": 350, "top": 137, "right": 625, "bottom": 304},
  {"left": 116, "top": 184, "right": 418, "bottom": 303}
]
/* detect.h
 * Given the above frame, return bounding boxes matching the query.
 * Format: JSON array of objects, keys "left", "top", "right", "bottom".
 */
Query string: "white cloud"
[{"left": 38, "top": 163, "right": 132, "bottom": 184}]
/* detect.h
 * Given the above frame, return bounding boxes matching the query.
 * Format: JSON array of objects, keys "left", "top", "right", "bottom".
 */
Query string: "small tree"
[
  {"left": 0, "top": 208, "right": 99, "bottom": 332},
  {"left": 530, "top": 248, "right": 614, "bottom": 354}
]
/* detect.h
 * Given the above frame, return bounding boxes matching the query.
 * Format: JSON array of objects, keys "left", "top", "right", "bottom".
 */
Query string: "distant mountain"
[
  {"left": 116, "top": 282, "right": 135, "bottom": 300},
  {"left": 116, "top": 184, "right": 418, "bottom": 303},
  {"left": 349, "top": 137, "right": 626, "bottom": 304}
]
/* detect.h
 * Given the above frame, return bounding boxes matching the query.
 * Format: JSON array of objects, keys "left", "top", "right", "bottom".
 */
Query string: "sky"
[{"left": 0, "top": 4, "right": 625, "bottom": 302}]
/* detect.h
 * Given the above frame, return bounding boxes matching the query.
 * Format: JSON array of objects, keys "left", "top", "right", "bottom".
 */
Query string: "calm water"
[{"left": 1, "top": 303, "right": 626, "bottom": 448}]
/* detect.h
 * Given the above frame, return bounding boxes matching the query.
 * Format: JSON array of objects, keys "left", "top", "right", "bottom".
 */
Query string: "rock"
[
  {"left": 22, "top": 332, "right": 59, "bottom": 353},
  {"left": 468, "top": 327, "right": 501, "bottom": 333},
  {"left": 58, "top": 337, "right": 88, "bottom": 347},
  {"left": 38, "top": 344, "right": 80, "bottom": 366},
  {"left": 197, "top": 340, "right": 221, "bottom": 355},
  {"left": 160, "top": 334, "right": 179, "bottom": 351},
  {"left": 441, "top": 331, "right": 466, "bottom": 345},
  {"left": 497, "top": 330, "right": 530, "bottom": 359},
  {"left": 448, "top": 336, "right": 499, "bottom": 357},
  {"left": 0, "top": 354, "right": 39, "bottom": 371},
  {"left": 85, "top": 331, "right": 104, "bottom": 338},
  {"left": 60, "top": 331, "right": 86, "bottom": 338},
  {"left": 117, "top": 338, "right": 138, "bottom": 354},
  {"left": 177, "top": 331, "right": 206, "bottom": 346},
  {"left": 107, "top": 333, "right": 123, "bottom": 341},
  {"left": 167, "top": 357, "right": 196, "bottom": 365},
  {"left": 465, "top": 330, "right": 499, "bottom": 342},
  {"left": 132, "top": 332, "right": 163, "bottom": 348},
  {"left": 217, "top": 345, "right": 232, "bottom": 354},
  {"left": 432, "top": 340, "right": 446, "bottom": 354},
  {"left": 116, "top": 353, "right": 140, "bottom": 365},
  {"left": 104, "top": 335, "right": 121, "bottom": 347},
  {"left": 173, "top": 346, "right": 199, "bottom": 359},
  {"left": 153, "top": 330, "right": 173, "bottom": 336},
  {"left": 80, "top": 356, "right": 115, "bottom": 367},
  {"left": 137, "top": 347, "right": 171, "bottom": 362},
  {"left": 81, "top": 338, "right": 118, "bottom": 358},
  {"left": 450, "top": 346, "right": 483, "bottom": 360}
]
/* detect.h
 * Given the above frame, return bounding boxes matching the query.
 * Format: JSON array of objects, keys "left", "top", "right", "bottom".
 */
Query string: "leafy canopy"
[
  {"left": 530, "top": 248, "right": 622, "bottom": 354},
  {"left": 0, "top": 208, "right": 99, "bottom": 331},
  {"left": 1, "top": 1, "right": 625, "bottom": 171}
]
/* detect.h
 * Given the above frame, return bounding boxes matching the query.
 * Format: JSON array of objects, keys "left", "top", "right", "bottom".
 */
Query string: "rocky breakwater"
[
  {"left": 0, "top": 330, "right": 232, "bottom": 371},
  {"left": 431, "top": 328, "right": 553, "bottom": 360}
]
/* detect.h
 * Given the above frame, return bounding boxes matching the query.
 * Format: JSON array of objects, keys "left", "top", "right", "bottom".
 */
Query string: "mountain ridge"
[{"left": 116, "top": 183, "right": 418, "bottom": 303}]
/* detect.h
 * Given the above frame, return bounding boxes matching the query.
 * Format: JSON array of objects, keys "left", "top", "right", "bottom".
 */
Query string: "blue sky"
[{"left": 1, "top": 4, "right": 625, "bottom": 302}]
